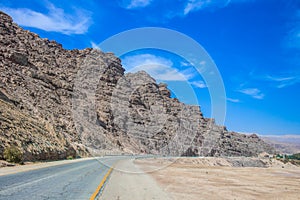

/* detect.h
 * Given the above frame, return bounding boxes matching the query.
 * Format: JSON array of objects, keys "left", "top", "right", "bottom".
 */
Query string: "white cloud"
[
  {"left": 183, "top": 0, "right": 231, "bottom": 15},
  {"left": 286, "top": 10, "right": 300, "bottom": 49},
  {"left": 184, "top": 0, "right": 205, "bottom": 15},
  {"left": 227, "top": 98, "right": 240, "bottom": 103},
  {"left": 286, "top": 26, "right": 300, "bottom": 49},
  {"left": 190, "top": 80, "right": 207, "bottom": 88},
  {"left": 123, "top": 0, "right": 152, "bottom": 9},
  {"left": 238, "top": 88, "right": 264, "bottom": 99},
  {"left": 265, "top": 75, "right": 300, "bottom": 88},
  {"left": 1, "top": 4, "right": 92, "bottom": 34},
  {"left": 199, "top": 60, "right": 206, "bottom": 65},
  {"left": 266, "top": 76, "right": 295, "bottom": 82},
  {"left": 122, "top": 54, "right": 173, "bottom": 70},
  {"left": 183, "top": 0, "right": 253, "bottom": 16},
  {"left": 180, "top": 61, "right": 190, "bottom": 67},
  {"left": 122, "top": 54, "right": 195, "bottom": 81}
]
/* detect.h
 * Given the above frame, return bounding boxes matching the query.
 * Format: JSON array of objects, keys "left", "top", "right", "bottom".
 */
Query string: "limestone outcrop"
[{"left": 0, "top": 11, "right": 275, "bottom": 161}]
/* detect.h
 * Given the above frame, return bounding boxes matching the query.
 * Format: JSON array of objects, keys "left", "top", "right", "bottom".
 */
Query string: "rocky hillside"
[{"left": 0, "top": 11, "right": 275, "bottom": 161}]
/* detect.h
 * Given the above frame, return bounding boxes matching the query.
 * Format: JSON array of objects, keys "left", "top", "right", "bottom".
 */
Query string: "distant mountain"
[
  {"left": 261, "top": 135, "right": 300, "bottom": 154},
  {"left": 0, "top": 11, "right": 275, "bottom": 161}
]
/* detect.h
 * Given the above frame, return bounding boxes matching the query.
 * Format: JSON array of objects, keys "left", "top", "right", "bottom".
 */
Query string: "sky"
[{"left": 1, "top": 0, "right": 299, "bottom": 135}]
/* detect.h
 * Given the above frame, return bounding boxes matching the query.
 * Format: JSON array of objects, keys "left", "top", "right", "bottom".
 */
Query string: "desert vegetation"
[{"left": 3, "top": 146, "right": 23, "bottom": 163}]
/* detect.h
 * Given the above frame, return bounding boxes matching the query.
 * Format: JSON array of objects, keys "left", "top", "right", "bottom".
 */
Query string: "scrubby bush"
[
  {"left": 292, "top": 153, "right": 300, "bottom": 160},
  {"left": 67, "top": 155, "right": 74, "bottom": 160},
  {"left": 3, "top": 146, "right": 23, "bottom": 163},
  {"left": 288, "top": 153, "right": 300, "bottom": 160}
]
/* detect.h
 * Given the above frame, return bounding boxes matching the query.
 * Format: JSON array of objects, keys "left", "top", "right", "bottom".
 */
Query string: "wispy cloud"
[
  {"left": 180, "top": 61, "right": 190, "bottom": 67},
  {"left": 264, "top": 75, "right": 300, "bottom": 88},
  {"left": 183, "top": 0, "right": 252, "bottom": 16},
  {"left": 286, "top": 10, "right": 300, "bottom": 49},
  {"left": 122, "top": 0, "right": 152, "bottom": 9},
  {"left": 0, "top": 4, "right": 92, "bottom": 34},
  {"left": 122, "top": 54, "right": 173, "bottom": 70},
  {"left": 238, "top": 88, "right": 264, "bottom": 99},
  {"left": 184, "top": 0, "right": 225, "bottom": 15},
  {"left": 120, "top": 0, "right": 253, "bottom": 21},
  {"left": 287, "top": 27, "right": 300, "bottom": 49},
  {"left": 122, "top": 54, "right": 195, "bottom": 81},
  {"left": 190, "top": 80, "right": 207, "bottom": 88},
  {"left": 227, "top": 98, "right": 240, "bottom": 103},
  {"left": 184, "top": 0, "right": 205, "bottom": 15}
]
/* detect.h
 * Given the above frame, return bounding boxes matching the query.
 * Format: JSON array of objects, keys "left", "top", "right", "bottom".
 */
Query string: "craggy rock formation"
[
  {"left": 110, "top": 71, "right": 275, "bottom": 156},
  {"left": 0, "top": 11, "right": 275, "bottom": 161}
]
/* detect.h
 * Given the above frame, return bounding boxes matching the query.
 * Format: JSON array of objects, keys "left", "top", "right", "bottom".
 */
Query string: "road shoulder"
[{"left": 100, "top": 158, "right": 172, "bottom": 200}]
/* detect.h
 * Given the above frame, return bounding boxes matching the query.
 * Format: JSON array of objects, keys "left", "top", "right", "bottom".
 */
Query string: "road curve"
[{"left": 0, "top": 157, "right": 120, "bottom": 200}]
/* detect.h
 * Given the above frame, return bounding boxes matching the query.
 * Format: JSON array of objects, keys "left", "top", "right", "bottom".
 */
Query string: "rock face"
[
  {"left": 109, "top": 71, "right": 275, "bottom": 156},
  {"left": 0, "top": 11, "right": 275, "bottom": 161},
  {"left": 0, "top": 99, "right": 76, "bottom": 161}
]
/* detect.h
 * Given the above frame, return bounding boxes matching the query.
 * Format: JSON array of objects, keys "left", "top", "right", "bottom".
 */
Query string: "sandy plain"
[{"left": 134, "top": 157, "right": 300, "bottom": 200}]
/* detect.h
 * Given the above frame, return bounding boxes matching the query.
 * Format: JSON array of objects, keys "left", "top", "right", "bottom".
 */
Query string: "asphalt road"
[{"left": 0, "top": 157, "right": 120, "bottom": 200}]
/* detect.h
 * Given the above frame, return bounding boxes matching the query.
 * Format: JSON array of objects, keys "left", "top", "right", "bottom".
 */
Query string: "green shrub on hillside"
[
  {"left": 3, "top": 146, "right": 23, "bottom": 163},
  {"left": 67, "top": 155, "right": 74, "bottom": 160},
  {"left": 290, "top": 153, "right": 300, "bottom": 160}
]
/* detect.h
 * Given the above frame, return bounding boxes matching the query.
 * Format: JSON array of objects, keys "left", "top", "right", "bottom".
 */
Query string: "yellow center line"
[{"left": 89, "top": 166, "right": 114, "bottom": 200}]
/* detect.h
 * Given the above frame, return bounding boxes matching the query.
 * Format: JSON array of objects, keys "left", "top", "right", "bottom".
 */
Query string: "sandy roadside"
[
  {"left": 0, "top": 157, "right": 96, "bottom": 176},
  {"left": 100, "top": 158, "right": 172, "bottom": 200},
  {"left": 135, "top": 157, "right": 300, "bottom": 200}
]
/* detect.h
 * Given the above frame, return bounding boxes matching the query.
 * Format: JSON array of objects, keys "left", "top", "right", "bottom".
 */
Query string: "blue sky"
[{"left": 1, "top": 0, "right": 299, "bottom": 135}]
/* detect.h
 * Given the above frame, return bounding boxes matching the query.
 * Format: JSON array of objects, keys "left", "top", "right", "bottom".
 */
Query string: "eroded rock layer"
[{"left": 0, "top": 11, "right": 275, "bottom": 161}]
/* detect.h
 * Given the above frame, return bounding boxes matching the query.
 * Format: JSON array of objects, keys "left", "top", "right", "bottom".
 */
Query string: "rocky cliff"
[{"left": 0, "top": 11, "right": 275, "bottom": 161}]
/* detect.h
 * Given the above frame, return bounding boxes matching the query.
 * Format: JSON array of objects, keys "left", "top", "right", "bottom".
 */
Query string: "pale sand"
[
  {"left": 100, "top": 158, "right": 172, "bottom": 200},
  {"left": 135, "top": 158, "right": 300, "bottom": 200}
]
